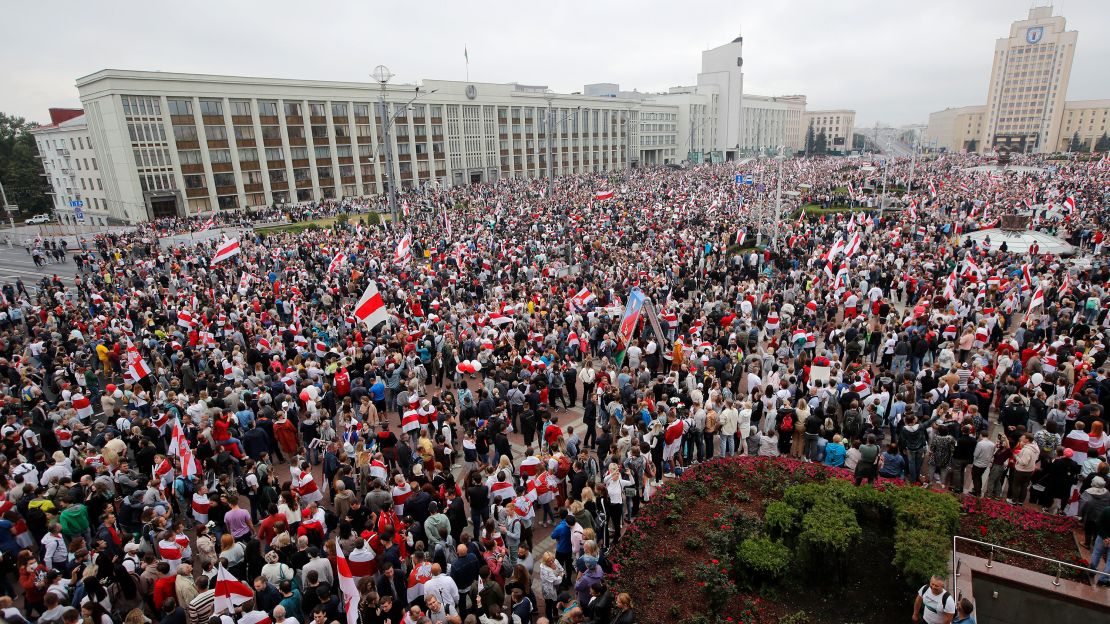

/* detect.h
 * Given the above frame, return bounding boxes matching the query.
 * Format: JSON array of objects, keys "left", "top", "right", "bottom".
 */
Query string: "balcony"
[{"left": 185, "top": 187, "right": 209, "bottom": 198}]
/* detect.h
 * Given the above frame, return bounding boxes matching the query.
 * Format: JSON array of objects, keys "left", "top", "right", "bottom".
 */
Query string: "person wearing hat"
[{"left": 1080, "top": 476, "right": 1110, "bottom": 549}]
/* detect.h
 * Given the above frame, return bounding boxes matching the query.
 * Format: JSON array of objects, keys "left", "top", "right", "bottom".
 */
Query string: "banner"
[{"left": 614, "top": 289, "right": 646, "bottom": 367}]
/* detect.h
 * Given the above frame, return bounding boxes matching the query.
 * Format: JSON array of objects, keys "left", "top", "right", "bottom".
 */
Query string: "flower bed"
[
  {"left": 958, "top": 496, "right": 1083, "bottom": 580},
  {"left": 608, "top": 456, "right": 1081, "bottom": 624}
]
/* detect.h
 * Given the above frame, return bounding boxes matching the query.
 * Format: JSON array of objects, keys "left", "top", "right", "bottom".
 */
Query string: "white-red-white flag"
[
  {"left": 334, "top": 541, "right": 362, "bottom": 624},
  {"left": 943, "top": 269, "right": 958, "bottom": 300},
  {"left": 328, "top": 252, "right": 347, "bottom": 274},
  {"left": 238, "top": 611, "right": 272, "bottom": 624},
  {"left": 353, "top": 280, "right": 389, "bottom": 329},
  {"left": 211, "top": 238, "right": 240, "bottom": 265},
  {"left": 595, "top": 190, "right": 614, "bottom": 201},
  {"left": 1027, "top": 287, "right": 1044, "bottom": 316},
  {"left": 395, "top": 232, "right": 412, "bottom": 264},
  {"left": 199, "top": 216, "right": 216, "bottom": 231},
  {"left": 214, "top": 564, "right": 253, "bottom": 613}
]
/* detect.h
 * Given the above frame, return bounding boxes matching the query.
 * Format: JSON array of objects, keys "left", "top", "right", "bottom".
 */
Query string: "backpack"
[
  {"left": 234, "top": 473, "right": 250, "bottom": 496},
  {"left": 779, "top": 413, "right": 794, "bottom": 433},
  {"left": 843, "top": 410, "right": 861, "bottom": 438}
]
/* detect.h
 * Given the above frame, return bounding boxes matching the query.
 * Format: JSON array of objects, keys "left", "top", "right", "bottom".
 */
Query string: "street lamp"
[
  {"left": 545, "top": 100, "right": 581, "bottom": 198},
  {"left": 372, "top": 65, "right": 437, "bottom": 223}
]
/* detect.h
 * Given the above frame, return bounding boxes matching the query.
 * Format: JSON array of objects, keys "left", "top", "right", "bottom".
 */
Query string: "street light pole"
[
  {"left": 773, "top": 145, "right": 784, "bottom": 251},
  {"left": 373, "top": 65, "right": 400, "bottom": 223},
  {"left": 545, "top": 97, "right": 554, "bottom": 198}
]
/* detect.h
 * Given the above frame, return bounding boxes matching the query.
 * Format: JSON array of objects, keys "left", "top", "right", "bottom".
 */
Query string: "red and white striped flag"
[
  {"left": 177, "top": 310, "right": 194, "bottom": 328},
  {"left": 192, "top": 491, "right": 210, "bottom": 524},
  {"left": 211, "top": 238, "right": 240, "bottom": 265},
  {"left": 395, "top": 232, "right": 412, "bottom": 264},
  {"left": 238, "top": 612, "right": 272, "bottom": 624},
  {"left": 334, "top": 541, "right": 362, "bottom": 624},
  {"left": 1058, "top": 273, "right": 1071, "bottom": 296},
  {"left": 928, "top": 181, "right": 937, "bottom": 198},
  {"left": 72, "top": 394, "right": 94, "bottom": 420},
  {"left": 943, "top": 269, "right": 958, "bottom": 300},
  {"left": 1064, "top": 195, "right": 1076, "bottom": 213},
  {"left": 328, "top": 252, "right": 347, "bottom": 274},
  {"left": 238, "top": 273, "right": 251, "bottom": 293},
  {"left": 570, "top": 287, "right": 595, "bottom": 310},
  {"left": 199, "top": 215, "right": 216, "bottom": 231},
  {"left": 402, "top": 200, "right": 411, "bottom": 218},
  {"left": 407, "top": 560, "right": 434, "bottom": 603},
  {"left": 734, "top": 229, "right": 747, "bottom": 247},
  {"left": 353, "top": 280, "right": 389, "bottom": 329},
  {"left": 595, "top": 190, "right": 614, "bottom": 201},
  {"left": 1026, "top": 287, "right": 1044, "bottom": 317}
]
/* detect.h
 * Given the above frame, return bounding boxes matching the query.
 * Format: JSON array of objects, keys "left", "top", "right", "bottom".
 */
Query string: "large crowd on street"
[{"left": 0, "top": 150, "right": 1109, "bottom": 624}]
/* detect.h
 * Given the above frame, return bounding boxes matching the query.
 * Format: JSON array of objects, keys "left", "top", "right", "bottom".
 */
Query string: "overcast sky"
[{"left": 2, "top": 0, "right": 1106, "bottom": 127}]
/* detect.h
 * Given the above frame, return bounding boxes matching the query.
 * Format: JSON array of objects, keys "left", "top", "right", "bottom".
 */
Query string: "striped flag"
[
  {"left": 394, "top": 232, "right": 412, "bottom": 264},
  {"left": 334, "top": 541, "right": 362, "bottom": 624},
  {"left": 211, "top": 238, "right": 240, "bottom": 264},
  {"left": 1027, "top": 287, "right": 1044, "bottom": 316},
  {"left": 199, "top": 215, "right": 216, "bottom": 231},
  {"left": 328, "top": 252, "right": 347, "bottom": 274},
  {"left": 238, "top": 612, "right": 272, "bottom": 624},
  {"left": 353, "top": 280, "right": 389, "bottom": 329},
  {"left": 595, "top": 190, "right": 614, "bottom": 201}
]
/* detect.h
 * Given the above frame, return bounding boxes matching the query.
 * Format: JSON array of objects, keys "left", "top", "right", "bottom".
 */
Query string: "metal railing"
[{"left": 952, "top": 536, "right": 1107, "bottom": 594}]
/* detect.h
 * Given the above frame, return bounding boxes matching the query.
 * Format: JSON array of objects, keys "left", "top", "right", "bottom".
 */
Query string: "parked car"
[{"left": 26, "top": 214, "right": 53, "bottom": 224}]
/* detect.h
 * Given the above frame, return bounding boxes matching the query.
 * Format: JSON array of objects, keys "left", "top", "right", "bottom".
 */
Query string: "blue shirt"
[
  {"left": 551, "top": 520, "right": 573, "bottom": 553},
  {"left": 370, "top": 382, "right": 385, "bottom": 401},
  {"left": 235, "top": 409, "right": 254, "bottom": 430},
  {"left": 823, "top": 442, "right": 846, "bottom": 467}
]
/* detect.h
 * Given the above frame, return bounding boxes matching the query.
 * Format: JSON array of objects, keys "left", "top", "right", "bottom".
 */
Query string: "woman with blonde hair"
[
  {"left": 539, "top": 550, "right": 565, "bottom": 622},
  {"left": 612, "top": 592, "right": 636, "bottom": 624}
]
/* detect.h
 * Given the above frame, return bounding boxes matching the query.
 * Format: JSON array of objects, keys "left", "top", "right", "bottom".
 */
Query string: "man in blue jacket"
[{"left": 551, "top": 510, "right": 576, "bottom": 590}]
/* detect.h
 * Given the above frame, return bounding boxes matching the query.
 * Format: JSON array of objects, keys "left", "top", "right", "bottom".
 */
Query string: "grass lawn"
[
  {"left": 800, "top": 204, "right": 867, "bottom": 216},
  {"left": 254, "top": 212, "right": 388, "bottom": 234}
]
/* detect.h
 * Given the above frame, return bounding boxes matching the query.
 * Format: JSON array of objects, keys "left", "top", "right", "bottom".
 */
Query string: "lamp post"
[
  {"left": 372, "top": 65, "right": 400, "bottom": 223},
  {"left": 771, "top": 145, "right": 785, "bottom": 250},
  {"left": 545, "top": 101, "right": 580, "bottom": 199}
]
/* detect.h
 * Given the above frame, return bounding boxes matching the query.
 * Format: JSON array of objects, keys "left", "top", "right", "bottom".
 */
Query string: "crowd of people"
[{"left": 0, "top": 150, "right": 1108, "bottom": 624}]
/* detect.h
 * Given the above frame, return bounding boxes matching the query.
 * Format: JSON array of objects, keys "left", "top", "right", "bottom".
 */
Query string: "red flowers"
[{"left": 979, "top": 525, "right": 988, "bottom": 537}]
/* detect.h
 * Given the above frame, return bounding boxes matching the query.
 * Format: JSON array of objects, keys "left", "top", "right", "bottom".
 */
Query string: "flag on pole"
[
  {"left": 734, "top": 229, "right": 747, "bottom": 247},
  {"left": 443, "top": 207, "right": 452, "bottom": 239},
  {"left": 1026, "top": 287, "right": 1044, "bottom": 316},
  {"left": 402, "top": 200, "right": 411, "bottom": 218},
  {"left": 334, "top": 541, "right": 362, "bottom": 624},
  {"left": 353, "top": 280, "right": 389, "bottom": 329},
  {"left": 214, "top": 564, "right": 254, "bottom": 613},
  {"left": 395, "top": 232, "right": 412, "bottom": 264},
  {"left": 595, "top": 190, "right": 614, "bottom": 201},
  {"left": 928, "top": 181, "right": 937, "bottom": 198},
  {"left": 943, "top": 269, "right": 958, "bottom": 300},
  {"left": 1064, "top": 195, "right": 1076, "bottom": 213},
  {"left": 211, "top": 238, "right": 240, "bottom": 265},
  {"left": 328, "top": 252, "right": 347, "bottom": 274},
  {"left": 199, "top": 215, "right": 216, "bottom": 231}
]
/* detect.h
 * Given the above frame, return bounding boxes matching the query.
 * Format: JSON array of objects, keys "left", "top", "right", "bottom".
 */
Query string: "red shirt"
[{"left": 153, "top": 574, "right": 178, "bottom": 610}]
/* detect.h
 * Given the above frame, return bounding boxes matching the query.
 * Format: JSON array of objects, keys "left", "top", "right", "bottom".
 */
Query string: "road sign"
[
  {"left": 70, "top": 200, "right": 84, "bottom": 207},
  {"left": 75, "top": 205, "right": 85, "bottom": 222},
  {"left": 744, "top": 175, "right": 754, "bottom": 185},
  {"left": 735, "top": 174, "right": 743, "bottom": 184}
]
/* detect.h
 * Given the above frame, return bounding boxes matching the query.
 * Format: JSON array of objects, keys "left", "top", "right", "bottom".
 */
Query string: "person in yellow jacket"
[{"left": 96, "top": 342, "right": 111, "bottom": 375}]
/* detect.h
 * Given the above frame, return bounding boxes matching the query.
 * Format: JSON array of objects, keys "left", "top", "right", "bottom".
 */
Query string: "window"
[
  {"left": 332, "top": 103, "right": 348, "bottom": 117},
  {"left": 339, "top": 165, "right": 354, "bottom": 178},
  {"left": 81, "top": 179, "right": 87, "bottom": 190},
  {"left": 212, "top": 172, "right": 236, "bottom": 187},
  {"left": 336, "top": 145, "right": 352, "bottom": 158},
  {"left": 358, "top": 144, "right": 372, "bottom": 157},
  {"left": 97, "top": 179, "right": 103, "bottom": 190},
  {"left": 357, "top": 125, "right": 373, "bottom": 137},
  {"left": 396, "top": 124, "right": 409, "bottom": 138},
  {"left": 238, "top": 148, "right": 258, "bottom": 161},
  {"left": 290, "top": 147, "right": 308, "bottom": 160},
  {"left": 394, "top": 106, "right": 407, "bottom": 120},
  {"left": 430, "top": 105, "right": 443, "bottom": 118},
  {"left": 92, "top": 158, "right": 97, "bottom": 170},
  {"left": 311, "top": 125, "right": 328, "bottom": 139},
  {"left": 234, "top": 126, "right": 254, "bottom": 140},
  {"left": 230, "top": 100, "right": 252, "bottom": 116},
  {"left": 284, "top": 102, "right": 302, "bottom": 116},
  {"left": 413, "top": 104, "right": 425, "bottom": 117},
  {"left": 354, "top": 104, "right": 370, "bottom": 117},
  {"left": 178, "top": 150, "right": 202, "bottom": 165},
  {"left": 309, "top": 102, "right": 326, "bottom": 117},
  {"left": 199, "top": 100, "right": 223, "bottom": 116},
  {"left": 209, "top": 149, "right": 232, "bottom": 164},
  {"left": 167, "top": 99, "right": 193, "bottom": 116},
  {"left": 287, "top": 126, "right": 305, "bottom": 139},
  {"left": 77, "top": 160, "right": 82, "bottom": 170},
  {"left": 244, "top": 170, "right": 263, "bottom": 185},
  {"left": 259, "top": 101, "right": 278, "bottom": 116},
  {"left": 397, "top": 143, "right": 410, "bottom": 155},
  {"left": 265, "top": 147, "right": 284, "bottom": 161},
  {"left": 398, "top": 162, "right": 411, "bottom": 174},
  {"left": 261, "top": 126, "right": 281, "bottom": 139},
  {"left": 334, "top": 125, "right": 349, "bottom": 138},
  {"left": 204, "top": 125, "right": 228, "bottom": 140},
  {"left": 293, "top": 168, "right": 311, "bottom": 182},
  {"left": 269, "top": 169, "right": 286, "bottom": 182},
  {"left": 314, "top": 146, "right": 331, "bottom": 159},
  {"left": 217, "top": 195, "right": 238, "bottom": 210}
]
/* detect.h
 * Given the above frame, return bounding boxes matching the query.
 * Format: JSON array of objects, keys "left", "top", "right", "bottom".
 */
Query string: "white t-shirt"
[{"left": 918, "top": 586, "right": 955, "bottom": 624}]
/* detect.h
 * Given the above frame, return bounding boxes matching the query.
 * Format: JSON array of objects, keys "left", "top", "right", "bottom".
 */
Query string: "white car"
[{"left": 26, "top": 214, "right": 53, "bottom": 225}]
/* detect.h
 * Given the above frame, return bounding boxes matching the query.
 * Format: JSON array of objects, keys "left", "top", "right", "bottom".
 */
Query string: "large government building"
[
  {"left": 32, "top": 35, "right": 854, "bottom": 224},
  {"left": 926, "top": 6, "right": 1108, "bottom": 154}
]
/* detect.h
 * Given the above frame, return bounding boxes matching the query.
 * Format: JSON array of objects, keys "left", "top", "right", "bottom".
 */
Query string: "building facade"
[
  {"left": 697, "top": 36, "right": 745, "bottom": 160},
  {"left": 74, "top": 70, "right": 650, "bottom": 222},
  {"left": 739, "top": 94, "right": 806, "bottom": 155},
  {"left": 803, "top": 109, "right": 856, "bottom": 154},
  {"left": 642, "top": 86, "right": 718, "bottom": 163},
  {"left": 981, "top": 6, "right": 1077, "bottom": 153},
  {"left": 29, "top": 109, "right": 111, "bottom": 225},
  {"left": 926, "top": 105, "right": 987, "bottom": 152},
  {"left": 1057, "top": 99, "right": 1110, "bottom": 152}
]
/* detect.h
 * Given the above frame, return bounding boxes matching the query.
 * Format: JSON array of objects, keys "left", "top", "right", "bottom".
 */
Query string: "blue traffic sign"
[
  {"left": 744, "top": 175, "right": 754, "bottom": 185},
  {"left": 75, "top": 205, "right": 85, "bottom": 221},
  {"left": 735, "top": 174, "right": 743, "bottom": 184},
  {"left": 70, "top": 200, "right": 83, "bottom": 207}
]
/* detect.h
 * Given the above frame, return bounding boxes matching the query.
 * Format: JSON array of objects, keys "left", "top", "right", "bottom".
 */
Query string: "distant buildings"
[{"left": 927, "top": 6, "right": 1108, "bottom": 153}]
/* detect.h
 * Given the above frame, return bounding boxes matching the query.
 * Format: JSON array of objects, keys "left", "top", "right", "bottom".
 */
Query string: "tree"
[
  {"left": 0, "top": 113, "right": 51, "bottom": 218},
  {"left": 804, "top": 124, "right": 815, "bottom": 156},
  {"left": 814, "top": 130, "right": 828, "bottom": 155},
  {"left": 1068, "top": 131, "right": 1082, "bottom": 153},
  {"left": 1095, "top": 132, "right": 1110, "bottom": 153}
]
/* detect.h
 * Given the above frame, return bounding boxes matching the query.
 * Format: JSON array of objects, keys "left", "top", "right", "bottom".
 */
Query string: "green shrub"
[
  {"left": 671, "top": 567, "right": 686, "bottom": 582},
  {"left": 797, "top": 499, "right": 862, "bottom": 566},
  {"left": 705, "top": 511, "right": 761, "bottom": 558},
  {"left": 683, "top": 536, "right": 704, "bottom": 551},
  {"left": 694, "top": 559, "right": 737, "bottom": 615},
  {"left": 844, "top": 484, "right": 892, "bottom": 516},
  {"left": 763, "top": 501, "right": 801, "bottom": 538},
  {"left": 736, "top": 536, "right": 792, "bottom": 581},
  {"left": 893, "top": 528, "right": 951, "bottom": 582},
  {"left": 889, "top": 487, "right": 960, "bottom": 535},
  {"left": 778, "top": 611, "right": 811, "bottom": 624},
  {"left": 335, "top": 213, "right": 349, "bottom": 226}
]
